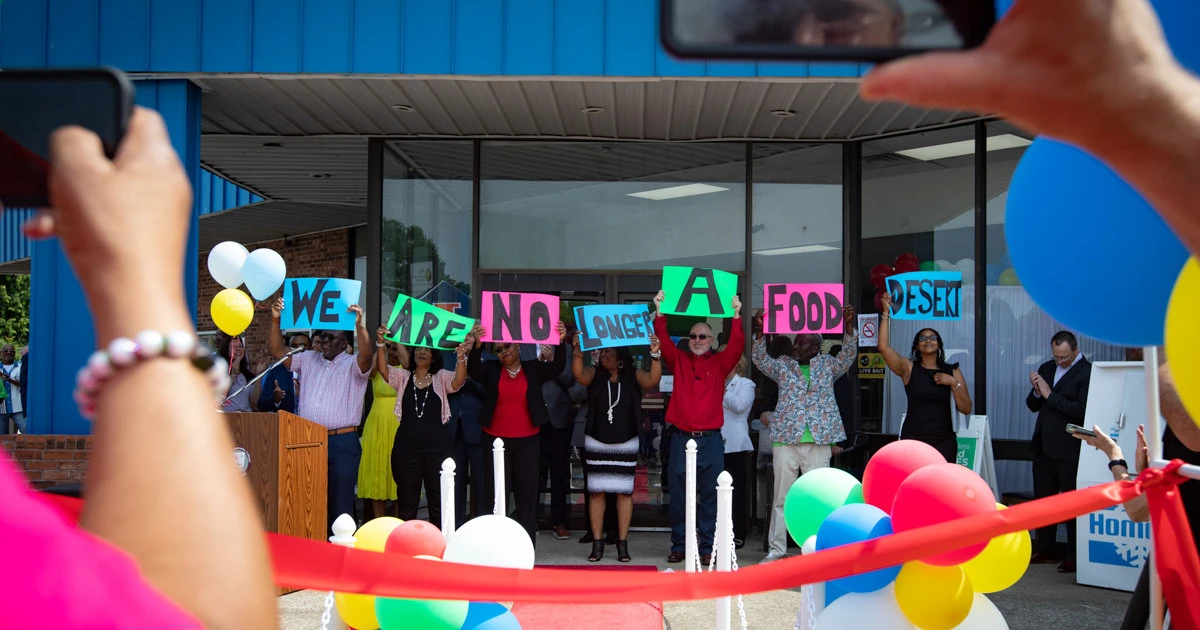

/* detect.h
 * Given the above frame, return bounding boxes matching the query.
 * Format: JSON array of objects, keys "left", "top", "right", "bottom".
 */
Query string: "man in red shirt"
[{"left": 653, "top": 291, "right": 745, "bottom": 564}]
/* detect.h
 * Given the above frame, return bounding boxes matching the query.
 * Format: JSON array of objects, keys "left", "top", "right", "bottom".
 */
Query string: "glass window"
[
  {"left": 479, "top": 142, "right": 746, "bottom": 271},
  {"left": 861, "top": 126, "right": 978, "bottom": 435},
  {"left": 381, "top": 141, "right": 474, "bottom": 323}
]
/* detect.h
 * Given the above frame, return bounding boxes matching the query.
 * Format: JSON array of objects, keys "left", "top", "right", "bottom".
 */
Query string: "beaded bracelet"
[{"left": 73, "top": 330, "right": 231, "bottom": 419}]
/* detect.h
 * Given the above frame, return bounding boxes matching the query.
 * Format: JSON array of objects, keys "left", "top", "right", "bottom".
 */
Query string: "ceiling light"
[
  {"left": 391, "top": 104, "right": 415, "bottom": 112},
  {"left": 581, "top": 106, "right": 605, "bottom": 115},
  {"left": 261, "top": 142, "right": 282, "bottom": 148},
  {"left": 895, "top": 133, "right": 1032, "bottom": 161},
  {"left": 755, "top": 244, "right": 840, "bottom": 256},
  {"left": 770, "top": 109, "right": 796, "bottom": 118},
  {"left": 627, "top": 183, "right": 730, "bottom": 201},
  {"left": 308, "top": 173, "right": 332, "bottom": 179}
]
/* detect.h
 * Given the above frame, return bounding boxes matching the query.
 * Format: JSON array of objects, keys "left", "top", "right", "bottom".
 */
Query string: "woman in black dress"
[
  {"left": 571, "top": 332, "right": 662, "bottom": 562},
  {"left": 879, "top": 292, "right": 972, "bottom": 462}
]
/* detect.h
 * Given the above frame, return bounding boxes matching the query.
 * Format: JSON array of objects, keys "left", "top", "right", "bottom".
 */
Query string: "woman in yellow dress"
[{"left": 358, "top": 339, "right": 404, "bottom": 519}]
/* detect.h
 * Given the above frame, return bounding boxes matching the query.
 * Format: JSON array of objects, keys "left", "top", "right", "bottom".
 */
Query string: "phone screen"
[
  {"left": 0, "top": 69, "right": 132, "bottom": 207},
  {"left": 661, "top": 0, "right": 996, "bottom": 61}
]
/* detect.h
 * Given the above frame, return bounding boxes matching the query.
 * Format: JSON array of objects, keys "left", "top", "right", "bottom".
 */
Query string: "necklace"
[
  {"left": 412, "top": 371, "right": 433, "bottom": 386},
  {"left": 411, "top": 381, "right": 431, "bottom": 418},
  {"left": 505, "top": 364, "right": 522, "bottom": 378},
  {"left": 606, "top": 380, "right": 622, "bottom": 424}
]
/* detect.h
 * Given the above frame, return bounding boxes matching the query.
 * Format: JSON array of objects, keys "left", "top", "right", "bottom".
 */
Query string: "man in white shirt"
[{"left": 0, "top": 344, "right": 23, "bottom": 434}]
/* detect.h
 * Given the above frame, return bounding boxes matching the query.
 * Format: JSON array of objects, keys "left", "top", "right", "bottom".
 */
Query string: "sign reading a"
[
  {"left": 660, "top": 266, "right": 739, "bottom": 318},
  {"left": 574, "top": 304, "right": 653, "bottom": 350},
  {"left": 762, "top": 283, "right": 844, "bottom": 334},
  {"left": 885, "top": 271, "right": 963, "bottom": 320},
  {"left": 480, "top": 291, "right": 560, "bottom": 344},
  {"left": 384, "top": 293, "right": 475, "bottom": 350},
  {"left": 280, "top": 278, "right": 363, "bottom": 331}
]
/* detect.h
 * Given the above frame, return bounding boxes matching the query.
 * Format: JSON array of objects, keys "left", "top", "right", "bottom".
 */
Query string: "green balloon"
[
  {"left": 918, "top": 261, "right": 938, "bottom": 272},
  {"left": 998, "top": 268, "right": 1021, "bottom": 286},
  {"left": 376, "top": 596, "right": 469, "bottom": 630},
  {"left": 783, "top": 467, "right": 864, "bottom": 545}
]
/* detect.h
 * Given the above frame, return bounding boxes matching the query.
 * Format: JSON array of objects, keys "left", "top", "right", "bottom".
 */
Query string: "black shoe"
[
  {"left": 734, "top": 538, "right": 745, "bottom": 550},
  {"left": 617, "top": 540, "right": 631, "bottom": 563},
  {"left": 667, "top": 551, "right": 685, "bottom": 563},
  {"left": 588, "top": 539, "right": 605, "bottom": 562},
  {"left": 579, "top": 531, "right": 594, "bottom": 544}
]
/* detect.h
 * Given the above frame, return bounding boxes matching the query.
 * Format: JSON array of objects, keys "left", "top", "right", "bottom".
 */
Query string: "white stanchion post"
[
  {"left": 799, "top": 535, "right": 824, "bottom": 629},
  {"left": 322, "top": 514, "right": 357, "bottom": 630},
  {"left": 493, "top": 437, "right": 506, "bottom": 517},
  {"left": 1143, "top": 346, "right": 1165, "bottom": 630},
  {"left": 715, "top": 471, "right": 733, "bottom": 630},
  {"left": 686, "top": 439, "right": 698, "bottom": 573},
  {"left": 441, "top": 457, "right": 456, "bottom": 542}
]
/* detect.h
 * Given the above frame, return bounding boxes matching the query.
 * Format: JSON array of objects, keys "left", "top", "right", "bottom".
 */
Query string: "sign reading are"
[
  {"left": 280, "top": 278, "right": 363, "bottom": 331},
  {"left": 762, "top": 283, "right": 844, "bottom": 334},
  {"left": 480, "top": 291, "right": 560, "bottom": 344},
  {"left": 660, "top": 266, "right": 739, "bottom": 318},
  {"left": 574, "top": 304, "right": 653, "bottom": 350},
  {"left": 885, "top": 271, "right": 963, "bottom": 320},
  {"left": 384, "top": 293, "right": 475, "bottom": 349}
]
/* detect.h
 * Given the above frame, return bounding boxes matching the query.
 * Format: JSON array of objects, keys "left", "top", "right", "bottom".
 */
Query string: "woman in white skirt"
[{"left": 571, "top": 333, "right": 662, "bottom": 562}]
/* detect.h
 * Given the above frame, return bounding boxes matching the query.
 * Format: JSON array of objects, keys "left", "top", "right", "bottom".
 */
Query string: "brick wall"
[
  {"left": 199, "top": 230, "right": 351, "bottom": 369},
  {"left": 1, "top": 435, "right": 92, "bottom": 489}
]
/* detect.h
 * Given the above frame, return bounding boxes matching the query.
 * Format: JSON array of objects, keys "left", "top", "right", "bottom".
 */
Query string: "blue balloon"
[
  {"left": 824, "top": 580, "right": 849, "bottom": 608},
  {"left": 461, "top": 602, "right": 521, "bottom": 630},
  {"left": 815, "top": 503, "right": 901, "bottom": 593},
  {"left": 1006, "top": 139, "right": 1187, "bottom": 345},
  {"left": 1154, "top": 0, "right": 1200, "bottom": 73},
  {"left": 986, "top": 264, "right": 1003, "bottom": 286}
]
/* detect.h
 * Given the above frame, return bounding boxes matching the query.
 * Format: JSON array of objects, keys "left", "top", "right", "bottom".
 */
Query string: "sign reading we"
[
  {"left": 660, "top": 266, "right": 739, "bottom": 318},
  {"left": 384, "top": 294, "right": 475, "bottom": 350},
  {"left": 480, "top": 291, "right": 560, "bottom": 344},
  {"left": 763, "top": 283, "right": 844, "bottom": 334},
  {"left": 885, "top": 271, "right": 963, "bottom": 320},
  {"left": 574, "top": 304, "right": 653, "bottom": 350},
  {"left": 280, "top": 278, "right": 363, "bottom": 330}
]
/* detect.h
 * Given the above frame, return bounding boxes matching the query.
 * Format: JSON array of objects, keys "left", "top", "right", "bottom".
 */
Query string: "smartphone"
[
  {"left": 660, "top": 0, "right": 997, "bottom": 62},
  {"left": 0, "top": 67, "right": 134, "bottom": 208},
  {"left": 1065, "top": 424, "right": 1096, "bottom": 438}
]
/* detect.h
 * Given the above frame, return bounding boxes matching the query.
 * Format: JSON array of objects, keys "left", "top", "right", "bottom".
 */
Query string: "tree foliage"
[{"left": 0, "top": 275, "right": 30, "bottom": 348}]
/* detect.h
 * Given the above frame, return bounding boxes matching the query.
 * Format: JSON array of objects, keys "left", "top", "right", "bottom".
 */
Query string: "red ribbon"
[{"left": 1142, "top": 461, "right": 1200, "bottom": 629}]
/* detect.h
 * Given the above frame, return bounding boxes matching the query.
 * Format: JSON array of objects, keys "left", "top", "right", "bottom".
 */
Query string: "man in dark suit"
[
  {"left": 1026, "top": 330, "right": 1092, "bottom": 573},
  {"left": 523, "top": 336, "right": 578, "bottom": 540}
]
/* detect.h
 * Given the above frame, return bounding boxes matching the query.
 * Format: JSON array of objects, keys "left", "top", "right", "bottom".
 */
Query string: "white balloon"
[
  {"left": 817, "top": 586, "right": 915, "bottom": 630},
  {"left": 207, "top": 241, "right": 249, "bottom": 290},
  {"left": 443, "top": 515, "right": 534, "bottom": 570},
  {"left": 802, "top": 535, "right": 818, "bottom": 555},
  {"left": 952, "top": 593, "right": 1008, "bottom": 630},
  {"left": 955, "top": 259, "right": 975, "bottom": 285},
  {"left": 242, "top": 248, "right": 288, "bottom": 301},
  {"left": 935, "top": 259, "right": 955, "bottom": 272}
]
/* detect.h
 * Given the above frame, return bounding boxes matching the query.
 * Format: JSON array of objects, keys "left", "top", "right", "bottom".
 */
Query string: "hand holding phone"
[{"left": 1065, "top": 424, "right": 1096, "bottom": 438}]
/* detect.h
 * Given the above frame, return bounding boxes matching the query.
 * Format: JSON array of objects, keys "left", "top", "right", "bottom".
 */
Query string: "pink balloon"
[
  {"left": 890, "top": 463, "right": 998, "bottom": 566},
  {"left": 383, "top": 520, "right": 447, "bottom": 558},
  {"left": 862, "top": 439, "right": 947, "bottom": 512}
]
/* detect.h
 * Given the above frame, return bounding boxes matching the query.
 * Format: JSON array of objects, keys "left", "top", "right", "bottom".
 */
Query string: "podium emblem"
[{"left": 233, "top": 447, "right": 251, "bottom": 475}]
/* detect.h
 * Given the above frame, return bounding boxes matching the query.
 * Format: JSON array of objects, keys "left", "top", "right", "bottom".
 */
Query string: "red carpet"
[{"left": 511, "top": 565, "right": 663, "bottom": 629}]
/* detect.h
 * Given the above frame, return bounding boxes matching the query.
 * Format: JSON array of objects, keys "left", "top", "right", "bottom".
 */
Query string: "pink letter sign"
[
  {"left": 480, "top": 291, "right": 561, "bottom": 344},
  {"left": 763, "top": 284, "right": 845, "bottom": 334}
]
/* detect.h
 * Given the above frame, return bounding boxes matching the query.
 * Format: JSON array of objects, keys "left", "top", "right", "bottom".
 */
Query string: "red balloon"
[
  {"left": 895, "top": 252, "right": 919, "bottom": 267},
  {"left": 383, "top": 519, "right": 447, "bottom": 558},
  {"left": 862, "top": 440, "right": 947, "bottom": 513},
  {"left": 890, "top": 463, "right": 997, "bottom": 566},
  {"left": 873, "top": 289, "right": 886, "bottom": 313},
  {"left": 894, "top": 258, "right": 920, "bottom": 274},
  {"left": 869, "top": 263, "right": 894, "bottom": 290}
]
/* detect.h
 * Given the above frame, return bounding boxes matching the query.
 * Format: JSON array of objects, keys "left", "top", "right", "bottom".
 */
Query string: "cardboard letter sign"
[
  {"left": 762, "top": 283, "right": 844, "bottom": 334},
  {"left": 480, "top": 291, "right": 560, "bottom": 344},
  {"left": 281, "top": 278, "right": 363, "bottom": 331},
  {"left": 885, "top": 271, "right": 963, "bottom": 320},
  {"left": 660, "top": 266, "right": 739, "bottom": 318},
  {"left": 384, "top": 293, "right": 475, "bottom": 350},
  {"left": 574, "top": 304, "right": 653, "bottom": 350}
]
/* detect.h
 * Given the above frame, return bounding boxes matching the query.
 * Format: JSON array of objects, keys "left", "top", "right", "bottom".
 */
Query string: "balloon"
[
  {"left": 784, "top": 467, "right": 864, "bottom": 546},
  {"left": 862, "top": 439, "right": 947, "bottom": 512},
  {"left": 816, "top": 503, "right": 901, "bottom": 593},
  {"left": 385, "top": 519, "right": 447, "bottom": 558},
  {"left": 376, "top": 597, "right": 468, "bottom": 630},
  {"left": 955, "top": 259, "right": 974, "bottom": 285},
  {"left": 985, "top": 264, "right": 1003, "bottom": 286},
  {"left": 207, "top": 241, "right": 248, "bottom": 289},
  {"left": 961, "top": 504, "right": 1031, "bottom": 593},
  {"left": 895, "top": 562, "right": 974, "bottom": 630},
  {"left": 210, "top": 288, "right": 254, "bottom": 336},
  {"left": 997, "top": 269, "right": 1020, "bottom": 286},
  {"left": 919, "top": 261, "right": 939, "bottom": 272},
  {"left": 953, "top": 593, "right": 1009, "bottom": 630},
  {"left": 1166, "top": 258, "right": 1200, "bottom": 430},
  {"left": 462, "top": 602, "right": 522, "bottom": 630},
  {"left": 890, "top": 463, "right": 996, "bottom": 565},
  {"left": 336, "top": 592, "right": 380, "bottom": 630},
  {"left": 895, "top": 252, "right": 920, "bottom": 267},
  {"left": 894, "top": 258, "right": 920, "bottom": 274},
  {"left": 355, "top": 517, "right": 405, "bottom": 552},
  {"left": 443, "top": 515, "right": 535, "bottom": 569},
  {"left": 1006, "top": 139, "right": 1187, "bottom": 345},
  {"left": 825, "top": 579, "right": 850, "bottom": 607},
  {"left": 242, "top": 247, "right": 288, "bottom": 301},
  {"left": 817, "top": 585, "right": 915, "bottom": 630},
  {"left": 935, "top": 259, "right": 955, "bottom": 272},
  {"left": 870, "top": 263, "right": 895, "bottom": 290}
]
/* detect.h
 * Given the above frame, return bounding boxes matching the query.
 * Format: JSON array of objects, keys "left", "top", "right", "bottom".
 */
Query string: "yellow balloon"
[
  {"left": 354, "top": 516, "right": 404, "bottom": 552},
  {"left": 210, "top": 288, "right": 254, "bottom": 336},
  {"left": 895, "top": 561, "right": 975, "bottom": 630},
  {"left": 334, "top": 592, "right": 379, "bottom": 630},
  {"left": 1166, "top": 258, "right": 1200, "bottom": 430},
  {"left": 961, "top": 504, "right": 1032, "bottom": 593},
  {"left": 998, "top": 268, "right": 1021, "bottom": 286}
]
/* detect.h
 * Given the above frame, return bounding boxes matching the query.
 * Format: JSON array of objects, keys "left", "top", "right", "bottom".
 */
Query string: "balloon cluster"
[
  {"left": 784, "top": 441, "right": 1029, "bottom": 630},
  {"left": 206, "top": 241, "right": 287, "bottom": 336},
  {"left": 335, "top": 515, "right": 529, "bottom": 630}
]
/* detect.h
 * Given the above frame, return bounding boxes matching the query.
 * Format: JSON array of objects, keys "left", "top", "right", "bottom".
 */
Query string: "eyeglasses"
[
  {"left": 690, "top": 334, "right": 712, "bottom": 341},
  {"left": 918, "top": 335, "right": 939, "bottom": 342},
  {"left": 315, "top": 332, "right": 340, "bottom": 341}
]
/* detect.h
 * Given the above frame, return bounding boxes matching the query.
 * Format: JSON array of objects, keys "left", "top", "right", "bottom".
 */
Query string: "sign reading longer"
[
  {"left": 762, "top": 283, "right": 845, "bottom": 334},
  {"left": 574, "top": 304, "right": 654, "bottom": 350},
  {"left": 885, "top": 271, "right": 963, "bottom": 320},
  {"left": 480, "top": 291, "right": 561, "bottom": 344},
  {"left": 384, "top": 293, "right": 475, "bottom": 349},
  {"left": 280, "top": 278, "right": 363, "bottom": 331},
  {"left": 660, "top": 266, "right": 739, "bottom": 318}
]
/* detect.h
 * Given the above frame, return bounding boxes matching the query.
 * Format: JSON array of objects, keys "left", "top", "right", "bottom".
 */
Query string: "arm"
[
  {"left": 570, "top": 332, "right": 597, "bottom": 387},
  {"left": 877, "top": 293, "right": 912, "bottom": 381},
  {"left": 1026, "top": 375, "right": 1046, "bottom": 413},
  {"left": 724, "top": 379, "right": 756, "bottom": 415},
  {"left": 714, "top": 296, "right": 745, "bottom": 375},
  {"left": 636, "top": 334, "right": 663, "bottom": 391},
  {"left": 555, "top": 339, "right": 576, "bottom": 389},
  {"left": 951, "top": 367, "right": 972, "bottom": 415},
  {"left": 350, "top": 305, "right": 373, "bottom": 375},
  {"left": 828, "top": 306, "right": 859, "bottom": 377},
  {"left": 1161, "top": 362, "right": 1200, "bottom": 451},
  {"left": 750, "top": 336, "right": 792, "bottom": 384},
  {"left": 1075, "top": 424, "right": 1151, "bottom": 522},
  {"left": 652, "top": 290, "right": 680, "bottom": 368},
  {"left": 268, "top": 297, "right": 291, "bottom": 370},
  {"left": 446, "top": 338, "right": 472, "bottom": 393},
  {"left": 467, "top": 325, "right": 489, "bottom": 383},
  {"left": 536, "top": 345, "right": 568, "bottom": 382}
]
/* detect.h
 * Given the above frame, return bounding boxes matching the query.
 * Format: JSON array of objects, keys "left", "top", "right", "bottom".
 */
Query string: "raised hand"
[
  {"left": 376, "top": 326, "right": 388, "bottom": 344},
  {"left": 271, "top": 297, "right": 284, "bottom": 320},
  {"left": 456, "top": 339, "right": 472, "bottom": 359},
  {"left": 1135, "top": 424, "right": 1149, "bottom": 473},
  {"left": 571, "top": 331, "right": 582, "bottom": 353},
  {"left": 732, "top": 295, "right": 742, "bottom": 317},
  {"left": 347, "top": 304, "right": 365, "bottom": 328},
  {"left": 649, "top": 334, "right": 661, "bottom": 355},
  {"left": 556, "top": 320, "right": 567, "bottom": 341},
  {"left": 752, "top": 308, "right": 765, "bottom": 332},
  {"left": 880, "top": 292, "right": 892, "bottom": 317},
  {"left": 653, "top": 290, "right": 665, "bottom": 317},
  {"left": 842, "top": 305, "right": 856, "bottom": 328}
]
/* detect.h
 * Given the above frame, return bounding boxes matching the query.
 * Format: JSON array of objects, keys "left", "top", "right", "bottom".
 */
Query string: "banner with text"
[
  {"left": 885, "top": 271, "right": 963, "bottom": 320},
  {"left": 280, "top": 278, "right": 363, "bottom": 331},
  {"left": 660, "top": 266, "right": 739, "bottom": 318},
  {"left": 384, "top": 293, "right": 475, "bottom": 350},
  {"left": 762, "top": 283, "right": 844, "bottom": 334},
  {"left": 574, "top": 304, "right": 654, "bottom": 350},
  {"left": 480, "top": 291, "right": 561, "bottom": 344}
]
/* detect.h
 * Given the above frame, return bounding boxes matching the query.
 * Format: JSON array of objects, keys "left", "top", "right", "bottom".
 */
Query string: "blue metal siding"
[
  {"left": 0, "top": 209, "right": 35, "bottom": 264},
  {"left": 199, "top": 169, "right": 263, "bottom": 215}
]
